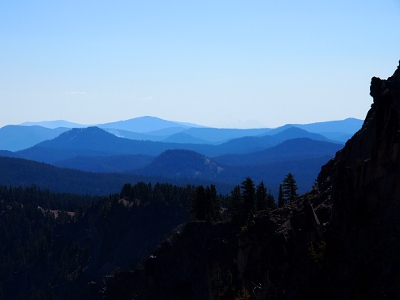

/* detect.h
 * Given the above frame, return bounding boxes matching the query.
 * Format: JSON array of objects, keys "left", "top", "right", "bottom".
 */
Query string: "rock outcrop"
[{"left": 105, "top": 62, "right": 400, "bottom": 299}]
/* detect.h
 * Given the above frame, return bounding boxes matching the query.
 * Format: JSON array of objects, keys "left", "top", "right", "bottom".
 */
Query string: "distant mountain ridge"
[
  {"left": 0, "top": 125, "right": 346, "bottom": 195},
  {"left": 12, "top": 126, "right": 343, "bottom": 163},
  {"left": 20, "top": 116, "right": 205, "bottom": 132},
  {"left": 0, "top": 115, "right": 361, "bottom": 195},
  {"left": 2, "top": 116, "right": 363, "bottom": 151}
]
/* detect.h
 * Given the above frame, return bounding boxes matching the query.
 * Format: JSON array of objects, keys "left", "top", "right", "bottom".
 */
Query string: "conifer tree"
[
  {"left": 229, "top": 185, "right": 243, "bottom": 223},
  {"left": 241, "top": 177, "right": 256, "bottom": 221},
  {"left": 255, "top": 180, "right": 267, "bottom": 211},
  {"left": 282, "top": 173, "right": 298, "bottom": 204}
]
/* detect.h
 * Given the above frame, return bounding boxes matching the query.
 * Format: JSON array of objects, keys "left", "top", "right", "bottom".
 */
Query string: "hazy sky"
[{"left": 1, "top": 1, "right": 400, "bottom": 128}]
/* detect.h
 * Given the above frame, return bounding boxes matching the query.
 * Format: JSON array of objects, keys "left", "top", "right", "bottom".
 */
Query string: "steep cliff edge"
[
  {"left": 105, "top": 62, "right": 400, "bottom": 299},
  {"left": 312, "top": 61, "right": 400, "bottom": 298}
]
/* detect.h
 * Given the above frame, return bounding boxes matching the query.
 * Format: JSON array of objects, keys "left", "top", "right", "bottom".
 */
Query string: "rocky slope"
[{"left": 104, "top": 62, "right": 400, "bottom": 299}]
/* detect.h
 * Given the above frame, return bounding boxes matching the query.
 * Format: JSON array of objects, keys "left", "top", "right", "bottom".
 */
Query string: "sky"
[{"left": 1, "top": 1, "right": 400, "bottom": 129}]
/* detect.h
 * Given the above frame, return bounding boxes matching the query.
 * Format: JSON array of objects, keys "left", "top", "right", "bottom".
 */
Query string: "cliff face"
[
  {"left": 315, "top": 62, "right": 400, "bottom": 298},
  {"left": 106, "top": 62, "right": 400, "bottom": 299}
]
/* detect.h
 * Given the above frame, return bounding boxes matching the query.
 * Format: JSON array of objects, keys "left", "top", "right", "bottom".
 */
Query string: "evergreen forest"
[{"left": 0, "top": 176, "right": 282, "bottom": 299}]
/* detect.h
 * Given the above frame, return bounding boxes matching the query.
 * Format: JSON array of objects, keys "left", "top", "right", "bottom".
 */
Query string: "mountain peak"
[
  {"left": 98, "top": 116, "right": 202, "bottom": 133},
  {"left": 37, "top": 126, "right": 122, "bottom": 149}
]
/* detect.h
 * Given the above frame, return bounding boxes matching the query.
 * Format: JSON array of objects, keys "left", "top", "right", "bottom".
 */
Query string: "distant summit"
[{"left": 97, "top": 116, "right": 205, "bottom": 133}]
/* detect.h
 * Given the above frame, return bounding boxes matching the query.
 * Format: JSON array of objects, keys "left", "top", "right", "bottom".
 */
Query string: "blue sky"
[{"left": 1, "top": 1, "right": 400, "bottom": 128}]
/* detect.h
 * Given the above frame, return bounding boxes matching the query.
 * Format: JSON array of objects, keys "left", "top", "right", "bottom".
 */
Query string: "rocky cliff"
[{"left": 105, "top": 62, "right": 400, "bottom": 299}]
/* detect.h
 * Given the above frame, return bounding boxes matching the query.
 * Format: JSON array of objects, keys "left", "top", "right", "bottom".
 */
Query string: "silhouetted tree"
[
  {"left": 255, "top": 180, "right": 267, "bottom": 211},
  {"left": 205, "top": 184, "right": 221, "bottom": 222},
  {"left": 282, "top": 173, "right": 298, "bottom": 204},
  {"left": 229, "top": 178, "right": 258, "bottom": 224},
  {"left": 228, "top": 185, "right": 243, "bottom": 223},
  {"left": 241, "top": 177, "right": 256, "bottom": 221},
  {"left": 255, "top": 180, "right": 276, "bottom": 210}
]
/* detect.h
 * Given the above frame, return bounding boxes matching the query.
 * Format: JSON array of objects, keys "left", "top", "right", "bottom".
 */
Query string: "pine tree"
[
  {"left": 241, "top": 177, "right": 256, "bottom": 221},
  {"left": 255, "top": 180, "right": 267, "bottom": 211},
  {"left": 282, "top": 173, "right": 298, "bottom": 204}
]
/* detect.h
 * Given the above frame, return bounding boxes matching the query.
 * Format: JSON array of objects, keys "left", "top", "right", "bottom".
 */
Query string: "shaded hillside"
[
  {"left": 162, "top": 132, "right": 210, "bottom": 144},
  {"left": 139, "top": 150, "right": 224, "bottom": 179},
  {"left": 0, "top": 156, "right": 233, "bottom": 195},
  {"left": 103, "top": 128, "right": 165, "bottom": 141},
  {"left": 0, "top": 156, "right": 144, "bottom": 195},
  {"left": 215, "top": 138, "right": 342, "bottom": 165},
  {"left": 104, "top": 62, "right": 400, "bottom": 299},
  {"left": 53, "top": 154, "right": 154, "bottom": 173},
  {"left": 181, "top": 127, "right": 271, "bottom": 143},
  {"left": 215, "top": 135, "right": 279, "bottom": 154}
]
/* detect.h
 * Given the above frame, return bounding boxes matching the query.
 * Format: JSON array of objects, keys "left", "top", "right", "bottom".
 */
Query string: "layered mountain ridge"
[
  {"left": 1, "top": 117, "right": 362, "bottom": 151},
  {"left": 104, "top": 62, "right": 400, "bottom": 299}
]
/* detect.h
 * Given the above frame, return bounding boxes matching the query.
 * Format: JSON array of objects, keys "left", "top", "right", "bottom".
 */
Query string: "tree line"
[{"left": 190, "top": 173, "right": 298, "bottom": 225}]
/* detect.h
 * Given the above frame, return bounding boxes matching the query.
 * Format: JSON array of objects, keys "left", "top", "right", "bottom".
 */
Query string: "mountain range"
[
  {"left": 1, "top": 116, "right": 363, "bottom": 152},
  {"left": 0, "top": 120, "right": 347, "bottom": 195}
]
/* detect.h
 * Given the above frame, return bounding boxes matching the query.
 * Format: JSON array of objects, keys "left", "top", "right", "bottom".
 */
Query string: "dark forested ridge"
[
  {"left": 0, "top": 182, "right": 219, "bottom": 299},
  {"left": 0, "top": 156, "right": 235, "bottom": 195},
  {"left": 52, "top": 154, "right": 154, "bottom": 173}
]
